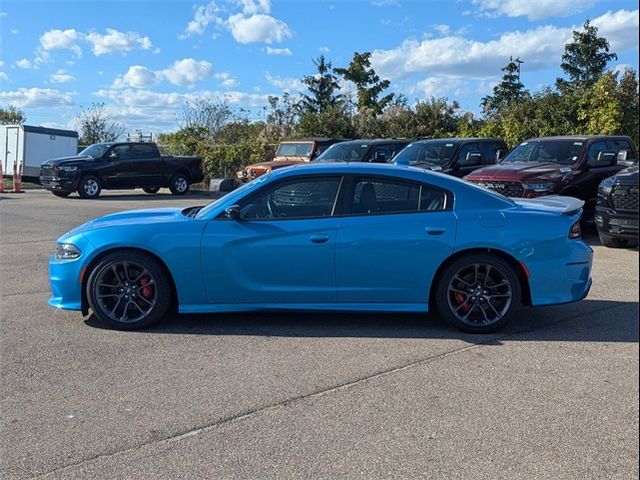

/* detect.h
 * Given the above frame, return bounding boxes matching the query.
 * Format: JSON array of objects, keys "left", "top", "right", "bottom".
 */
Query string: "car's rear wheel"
[
  {"left": 77, "top": 175, "right": 102, "bottom": 199},
  {"left": 169, "top": 173, "right": 189, "bottom": 195},
  {"left": 52, "top": 191, "right": 72, "bottom": 198},
  {"left": 435, "top": 254, "right": 521, "bottom": 333},
  {"left": 143, "top": 187, "right": 160, "bottom": 194},
  {"left": 598, "top": 231, "right": 628, "bottom": 248},
  {"left": 86, "top": 251, "right": 171, "bottom": 330}
]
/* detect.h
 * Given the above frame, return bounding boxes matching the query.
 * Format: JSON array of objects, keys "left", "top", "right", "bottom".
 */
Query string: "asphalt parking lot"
[{"left": 1, "top": 188, "right": 638, "bottom": 479}]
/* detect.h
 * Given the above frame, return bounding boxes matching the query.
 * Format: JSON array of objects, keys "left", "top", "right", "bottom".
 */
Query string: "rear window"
[{"left": 132, "top": 144, "right": 156, "bottom": 159}]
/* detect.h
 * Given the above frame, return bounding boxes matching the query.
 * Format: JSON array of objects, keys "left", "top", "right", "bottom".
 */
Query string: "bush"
[{"left": 201, "top": 142, "right": 276, "bottom": 180}]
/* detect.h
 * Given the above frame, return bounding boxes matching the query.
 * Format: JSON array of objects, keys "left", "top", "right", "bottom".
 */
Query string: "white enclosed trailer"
[{"left": 1, "top": 125, "right": 79, "bottom": 179}]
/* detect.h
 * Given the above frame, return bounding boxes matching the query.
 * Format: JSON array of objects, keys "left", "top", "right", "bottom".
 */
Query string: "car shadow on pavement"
[
  {"left": 63, "top": 191, "right": 221, "bottom": 202},
  {"left": 85, "top": 299, "right": 639, "bottom": 345}
]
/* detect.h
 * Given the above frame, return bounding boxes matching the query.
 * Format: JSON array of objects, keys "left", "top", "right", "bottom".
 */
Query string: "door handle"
[
  {"left": 310, "top": 234, "right": 329, "bottom": 244},
  {"left": 425, "top": 227, "right": 446, "bottom": 236}
]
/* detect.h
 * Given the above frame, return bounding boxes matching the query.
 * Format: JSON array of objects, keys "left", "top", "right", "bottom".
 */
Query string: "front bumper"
[
  {"left": 48, "top": 236, "right": 94, "bottom": 311},
  {"left": 595, "top": 206, "right": 639, "bottom": 239},
  {"left": 40, "top": 176, "right": 78, "bottom": 192}
]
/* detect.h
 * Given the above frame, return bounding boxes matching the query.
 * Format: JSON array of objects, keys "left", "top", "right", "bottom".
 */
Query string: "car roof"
[
  {"left": 524, "top": 135, "right": 632, "bottom": 142},
  {"left": 333, "top": 139, "right": 411, "bottom": 146},
  {"left": 413, "top": 137, "right": 503, "bottom": 143}
]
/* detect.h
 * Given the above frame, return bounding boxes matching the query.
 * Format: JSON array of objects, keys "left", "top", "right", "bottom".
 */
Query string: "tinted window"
[
  {"left": 586, "top": 141, "right": 608, "bottom": 166},
  {"left": 132, "top": 144, "right": 156, "bottom": 159},
  {"left": 109, "top": 145, "right": 132, "bottom": 161},
  {"left": 480, "top": 142, "right": 503, "bottom": 164},
  {"left": 348, "top": 177, "right": 446, "bottom": 215},
  {"left": 317, "top": 143, "right": 370, "bottom": 162},
  {"left": 457, "top": 143, "right": 481, "bottom": 163},
  {"left": 606, "top": 139, "right": 637, "bottom": 161},
  {"left": 239, "top": 177, "right": 342, "bottom": 220},
  {"left": 394, "top": 141, "right": 458, "bottom": 166},
  {"left": 369, "top": 144, "right": 395, "bottom": 162}
]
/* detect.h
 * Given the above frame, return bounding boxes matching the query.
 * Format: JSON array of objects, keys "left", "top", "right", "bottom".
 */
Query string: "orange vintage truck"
[{"left": 236, "top": 138, "right": 341, "bottom": 184}]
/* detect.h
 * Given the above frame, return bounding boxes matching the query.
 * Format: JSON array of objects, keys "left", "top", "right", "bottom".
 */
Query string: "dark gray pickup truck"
[{"left": 40, "top": 142, "right": 204, "bottom": 199}]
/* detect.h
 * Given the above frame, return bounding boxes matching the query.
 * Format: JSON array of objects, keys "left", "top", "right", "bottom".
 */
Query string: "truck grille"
[
  {"left": 473, "top": 181, "right": 524, "bottom": 198},
  {"left": 611, "top": 186, "right": 639, "bottom": 212},
  {"left": 40, "top": 165, "right": 56, "bottom": 180}
]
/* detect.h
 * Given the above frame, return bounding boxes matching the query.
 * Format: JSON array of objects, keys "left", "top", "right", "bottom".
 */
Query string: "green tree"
[
  {"left": 578, "top": 72, "right": 623, "bottom": 135},
  {"left": 262, "top": 93, "right": 300, "bottom": 142},
  {"left": 557, "top": 20, "right": 617, "bottom": 91},
  {"left": 414, "top": 97, "right": 461, "bottom": 138},
  {"left": 481, "top": 58, "right": 528, "bottom": 118},
  {"left": 334, "top": 51, "right": 394, "bottom": 114},
  {"left": 76, "top": 102, "right": 125, "bottom": 144},
  {"left": 178, "top": 98, "right": 233, "bottom": 139},
  {"left": 157, "top": 126, "right": 211, "bottom": 156},
  {"left": 301, "top": 56, "right": 343, "bottom": 114},
  {"left": 0, "top": 105, "right": 26, "bottom": 125},
  {"left": 617, "top": 68, "right": 640, "bottom": 146},
  {"left": 296, "top": 103, "right": 355, "bottom": 139}
]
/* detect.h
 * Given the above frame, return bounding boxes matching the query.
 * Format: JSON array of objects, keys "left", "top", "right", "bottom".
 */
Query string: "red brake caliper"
[
  {"left": 454, "top": 292, "right": 470, "bottom": 313},
  {"left": 139, "top": 276, "right": 152, "bottom": 299}
]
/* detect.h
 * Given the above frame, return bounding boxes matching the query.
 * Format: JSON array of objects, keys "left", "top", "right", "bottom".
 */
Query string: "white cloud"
[
  {"left": 592, "top": 9, "right": 640, "bottom": 52},
  {"left": 161, "top": 58, "right": 213, "bottom": 87},
  {"left": 85, "top": 28, "right": 153, "bottom": 56},
  {"left": 39, "top": 29, "right": 82, "bottom": 57},
  {"left": 0, "top": 61, "right": 4, "bottom": 67},
  {"left": 236, "top": 0, "right": 271, "bottom": 14},
  {"left": 411, "top": 77, "right": 468, "bottom": 98},
  {"left": 371, "top": 9, "right": 639, "bottom": 83},
  {"left": 371, "top": 0, "right": 400, "bottom": 6},
  {"left": 433, "top": 24, "right": 450, "bottom": 35},
  {"left": 472, "top": 0, "right": 595, "bottom": 21},
  {"left": 50, "top": 69, "right": 75, "bottom": 83},
  {"left": 0, "top": 72, "right": 8, "bottom": 81},
  {"left": 613, "top": 63, "right": 634, "bottom": 76},
  {"left": 319, "top": 46, "right": 330, "bottom": 53},
  {"left": 265, "top": 46, "right": 292, "bottom": 56},
  {"left": 214, "top": 72, "right": 238, "bottom": 88},
  {"left": 113, "top": 65, "right": 159, "bottom": 88},
  {"left": 16, "top": 58, "right": 33, "bottom": 69},
  {"left": 265, "top": 72, "right": 303, "bottom": 91},
  {"left": 227, "top": 13, "right": 293, "bottom": 44},
  {"left": 0, "top": 87, "right": 77, "bottom": 108},
  {"left": 11, "top": 29, "right": 19, "bottom": 34},
  {"left": 180, "top": 2, "right": 222, "bottom": 38}
]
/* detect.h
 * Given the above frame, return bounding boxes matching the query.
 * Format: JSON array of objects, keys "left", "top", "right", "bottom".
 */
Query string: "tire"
[
  {"left": 169, "top": 173, "right": 189, "bottom": 195},
  {"left": 86, "top": 250, "right": 171, "bottom": 330},
  {"left": 52, "top": 191, "right": 72, "bottom": 198},
  {"left": 77, "top": 175, "right": 102, "bottom": 199},
  {"left": 143, "top": 187, "right": 160, "bottom": 194},
  {"left": 598, "top": 231, "right": 628, "bottom": 248},
  {"left": 434, "top": 254, "right": 522, "bottom": 333}
]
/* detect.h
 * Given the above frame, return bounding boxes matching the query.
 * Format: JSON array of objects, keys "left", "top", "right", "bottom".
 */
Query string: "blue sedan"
[{"left": 49, "top": 163, "right": 593, "bottom": 333}]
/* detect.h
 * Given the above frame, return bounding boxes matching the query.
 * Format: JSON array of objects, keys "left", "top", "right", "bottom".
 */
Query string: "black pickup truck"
[{"left": 40, "top": 142, "right": 203, "bottom": 199}]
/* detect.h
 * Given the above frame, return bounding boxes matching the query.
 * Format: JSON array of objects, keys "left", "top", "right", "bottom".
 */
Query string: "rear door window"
[
  {"left": 606, "top": 139, "right": 637, "bottom": 161},
  {"left": 480, "top": 142, "right": 504, "bottom": 164},
  {"left": 132, "top": 144, "right": 157, "bottom": 159}
]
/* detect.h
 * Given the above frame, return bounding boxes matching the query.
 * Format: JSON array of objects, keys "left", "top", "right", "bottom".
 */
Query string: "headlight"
[
  {"left": 58, "top": 166, "right": 78, "bottom": 173},
  {"left": 55, "top": 243, "right": 82, "bottom": 260},
  {"left": 523, "top": 182, "right": 553, "bottom": 193},
  {"left": 598, "top": 181, "right": 613, "bottom": 195}
]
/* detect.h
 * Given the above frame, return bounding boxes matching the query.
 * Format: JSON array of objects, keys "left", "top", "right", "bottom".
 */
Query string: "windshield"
[
  {"left": 394, "top": 141, "right": 458, "bottom": 166},
  {"left": 79, "top": 144, "right": 110, "bottom": 159},
  {"left": 316, "top": 143, "right": 369, "bottom": 162},
  {"left": 503, "top": 140, "right": 584, "bottom": 165},
  {"left": 275, "top": 142, "right": 313, "bottom": 158},
  {"left": 196, "top": 174, "right": 270, "bottom": 219}
]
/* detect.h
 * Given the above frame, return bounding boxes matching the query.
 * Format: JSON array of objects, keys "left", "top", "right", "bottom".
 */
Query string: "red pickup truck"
[{"left": 464, "top": 135, "right": 638, "bottom": 217}]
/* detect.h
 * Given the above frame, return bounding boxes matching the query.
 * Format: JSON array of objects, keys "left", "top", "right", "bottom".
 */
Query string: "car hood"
[
  {"left": 466, "top": 162, "right": 572, "bottom": 182},
  {"left": 60, "top": 207, "right": 190, "bottom": 239},
  {"left": 512, "top": 195, "right": 584, "bottom": 215},
  {"left": 609, "top": 164, "right": 639, "bottom": 185},
  {"left": 248, "top": 159, "right": 305, "bottom": 170},
  {"left": 42, "top": 155, "right": 93, "bottom": 167}
]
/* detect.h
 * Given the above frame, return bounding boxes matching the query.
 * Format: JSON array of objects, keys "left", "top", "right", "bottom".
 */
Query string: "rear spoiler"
[{"left": 513, "top": 195, "right": 585, "bottom": 216}]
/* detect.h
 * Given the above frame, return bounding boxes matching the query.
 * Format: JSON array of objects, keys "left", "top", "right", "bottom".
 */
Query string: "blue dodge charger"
[{"left": 49, "top": 162, "right": 593, "bottom": 333}]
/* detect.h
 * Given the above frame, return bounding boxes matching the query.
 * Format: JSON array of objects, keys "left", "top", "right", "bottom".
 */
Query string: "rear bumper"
[
  {"left": 527, "top": 240, "right": 593, "bottom": 306},
  {"left": 595, "top": 206, "right": 639, "bottom": 239}
]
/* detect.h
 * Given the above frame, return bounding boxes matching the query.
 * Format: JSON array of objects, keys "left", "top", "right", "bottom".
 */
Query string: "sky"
[{"left": 0, "top": 0, "right": 638, "bottom": 134}]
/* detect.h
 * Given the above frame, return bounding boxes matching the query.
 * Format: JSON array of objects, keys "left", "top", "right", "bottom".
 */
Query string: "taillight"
[{"left": 569, "top": 221, "right": 581, "bottom": 239}]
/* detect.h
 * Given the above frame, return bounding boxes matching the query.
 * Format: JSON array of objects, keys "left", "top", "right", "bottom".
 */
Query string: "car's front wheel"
[
  {"left": 435, "top": 254, "right": 521, "bottom": 333},
  {"left": 169, "top": 173, "right": 189, "bottom": 195},
  {"left": 77, "top": 175, "right": 102, "bottom": 199},
  {"left": 86, "top": 251, "right": 171, "bottom": 330}
]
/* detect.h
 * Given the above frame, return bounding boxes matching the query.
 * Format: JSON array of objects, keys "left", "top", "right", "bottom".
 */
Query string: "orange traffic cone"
[{"left": 11, "top": 160, "right": 24, "bottom": 193}]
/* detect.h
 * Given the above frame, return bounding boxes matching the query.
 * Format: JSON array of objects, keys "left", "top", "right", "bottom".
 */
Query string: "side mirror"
[
  {"left": 224, "top": 204, "right": 242, "bottom": 220},
  {"left": 109, "top": 152, "right": 119, "bottom": 160},
  {"left": 495, "top": 150, "right": 503, "bottom": 161},
  {"left": 460, "top": 152, "right": 482, "bottom": 166},
  {"left": 596, "top": 150, "right": 617, "bottom": 166},
  {"left": 372, "top": 151, "right": 387, "bottom": 163}
]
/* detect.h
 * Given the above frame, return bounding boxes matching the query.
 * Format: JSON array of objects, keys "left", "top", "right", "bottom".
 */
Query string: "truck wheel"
[
  {"left": 434, "top": 254, "right": 521, "bottom": 333},
  {"left": 143, "top": 187, "right": 160, "bottom": 194},
  {"left": 52, "top": 191, "right": 72, "bottom": 198},
  {"left": 598, "top": 231, "right": 628, "bottom": 248},
  {"left": 169, "top": 173, "right": 189, "bottom": 195},
  {"left": 77, "top": 175, "right": 102, "bottom": 199}
]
